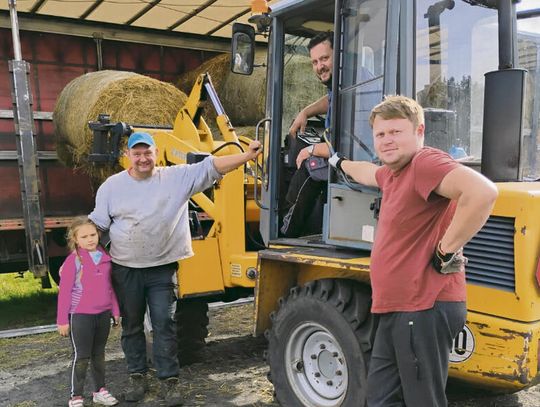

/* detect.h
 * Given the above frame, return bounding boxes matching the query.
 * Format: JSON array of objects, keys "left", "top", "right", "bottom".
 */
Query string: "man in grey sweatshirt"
[{"left": 89, "top": 131, "right": 261, "bottom": 406}]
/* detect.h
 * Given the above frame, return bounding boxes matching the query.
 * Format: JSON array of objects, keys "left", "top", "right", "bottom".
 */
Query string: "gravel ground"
[{"left": 1, "top": 303, "right": 540, "bottom": 406}]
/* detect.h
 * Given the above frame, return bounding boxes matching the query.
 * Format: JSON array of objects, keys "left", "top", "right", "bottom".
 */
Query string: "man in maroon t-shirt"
[{"left": 329, "top": 95, "right": 498, "bottom": 406}]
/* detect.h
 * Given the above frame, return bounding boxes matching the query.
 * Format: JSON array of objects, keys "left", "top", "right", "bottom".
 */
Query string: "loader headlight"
[{"left": 246, "top": 267, "right": 258, "bottom": 280}]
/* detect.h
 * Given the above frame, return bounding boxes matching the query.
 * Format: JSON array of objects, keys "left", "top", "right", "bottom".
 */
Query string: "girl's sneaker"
[
  {"left": 68, "top": 396, "right": 84, "bottom": 407},
  {"left": 92, "top": 388, "right": 119, "bottom": 406}
]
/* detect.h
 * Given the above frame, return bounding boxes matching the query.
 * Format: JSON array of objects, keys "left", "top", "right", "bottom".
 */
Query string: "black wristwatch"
[{"left": 332, "top": 153, "right": 346, "bottom": 170}]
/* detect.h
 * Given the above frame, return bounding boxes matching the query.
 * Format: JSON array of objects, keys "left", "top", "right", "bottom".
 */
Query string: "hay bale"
[
  {"left": 177, "top": 52, "right": 325, "bottom": 131},
  {"left": 281, "top": 54, "right": 327, "bottom": 137},
  {"left": 178, "top": 53, "right": 231, "bottom": 98},
  {"left": 54, "top": 70, "right": 187, "bottom": 177},
  {"left": 177, "top": 54, "right": 234, "bottom": 137},
  {"left": 233, "top": 126, "right": 256, "bottom": 139},
  {"left": 220, "top": 53, "right": 267, "bottom": 126}
]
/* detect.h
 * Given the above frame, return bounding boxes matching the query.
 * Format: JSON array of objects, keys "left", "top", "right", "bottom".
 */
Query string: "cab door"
[
  {"left": 257, "top": 15, "right": 283, "bottom": 246},
  {"left": 258, "top": 0, "right": 335, "bottom": 245},
  {"left": 324, "top": 0, "right": 398, "bottom": 249}
]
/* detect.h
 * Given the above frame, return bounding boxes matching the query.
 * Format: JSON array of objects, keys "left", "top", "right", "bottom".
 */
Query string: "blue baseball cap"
[{"left": 127, "top": 132, "right": 155, "bottom": 149}]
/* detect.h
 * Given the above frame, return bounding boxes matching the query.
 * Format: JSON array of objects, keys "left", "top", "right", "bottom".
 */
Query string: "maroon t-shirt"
[{"left": 371, "top": 147, "right": 466, "bottom": 313}]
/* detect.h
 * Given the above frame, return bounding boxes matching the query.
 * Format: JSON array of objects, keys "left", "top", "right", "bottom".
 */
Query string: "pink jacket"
[{"left": 56, "top": 247, "right": 120, "bottom": 325}]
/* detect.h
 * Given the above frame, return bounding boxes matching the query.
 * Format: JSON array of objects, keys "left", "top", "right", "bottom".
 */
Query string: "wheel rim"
[{"left": 285, "top": 322, "right": 348, "bottom": 407}]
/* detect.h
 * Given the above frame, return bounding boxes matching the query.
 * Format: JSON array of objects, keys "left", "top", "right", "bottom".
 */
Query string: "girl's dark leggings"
[{"left": 69, "top": 311, "right": 111, "bottom": 397}]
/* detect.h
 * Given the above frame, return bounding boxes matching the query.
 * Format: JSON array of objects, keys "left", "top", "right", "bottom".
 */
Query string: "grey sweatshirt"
[{"left": 89, "top": 157, "right": 222, "bottom": 268}]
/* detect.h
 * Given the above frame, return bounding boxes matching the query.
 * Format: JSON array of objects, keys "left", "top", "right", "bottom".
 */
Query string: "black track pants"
[
  {"left": 367, "top": 301, "right": 467, "bottom": 407},
  {"left": 69, "top": 311, "right": 111, "bottom": 397}
]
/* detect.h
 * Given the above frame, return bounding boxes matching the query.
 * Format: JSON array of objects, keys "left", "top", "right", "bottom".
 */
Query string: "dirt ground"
[{"left": 1, "top": 303, "right": 540, "bottom": 407}]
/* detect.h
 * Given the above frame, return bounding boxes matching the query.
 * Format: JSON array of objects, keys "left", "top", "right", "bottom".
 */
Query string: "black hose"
[{"left": 211, "top": 141, "right": 244, "bottom": 155}]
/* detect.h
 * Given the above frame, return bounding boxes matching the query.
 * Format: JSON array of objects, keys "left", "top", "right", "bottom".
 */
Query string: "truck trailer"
[{"left": 0, "top": 7, "right": 228, "bottom": 285}]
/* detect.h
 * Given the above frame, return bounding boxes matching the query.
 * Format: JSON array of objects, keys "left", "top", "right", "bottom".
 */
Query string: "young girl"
[{"left": 57, "top": 217, "right": 120, "bottom": 407}]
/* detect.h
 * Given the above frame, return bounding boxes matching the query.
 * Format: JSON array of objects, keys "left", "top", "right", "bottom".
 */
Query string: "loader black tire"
[
  {"left": 176, "top": 299, "right": 209, "bottom": 366},
  {"left": 266, "top": 279, "right": 374, "bottom": 407}
]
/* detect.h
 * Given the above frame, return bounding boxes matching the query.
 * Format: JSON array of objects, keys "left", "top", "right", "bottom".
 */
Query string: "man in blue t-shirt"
[{"left": 281, "top": 31, "right": 334, "bottom": 237}]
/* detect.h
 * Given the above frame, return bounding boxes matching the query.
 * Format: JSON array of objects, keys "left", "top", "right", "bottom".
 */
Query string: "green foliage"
[{"left": 0, "top": 272, "right": 57, "bottom": 330}]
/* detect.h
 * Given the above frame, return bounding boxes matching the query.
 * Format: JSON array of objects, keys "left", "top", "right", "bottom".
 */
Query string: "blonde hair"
[
  {"left": 66, "top": 217, "right": 99, "bottom": 252},
  {"left": 369, "top": 95, "right": 425, "bottom": 130}
]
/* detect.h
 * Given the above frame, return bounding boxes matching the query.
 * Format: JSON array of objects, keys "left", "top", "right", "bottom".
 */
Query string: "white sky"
[
  {"left": 517, "top": 0, "right": 540, "bottom": 12},
  {"left": 517, "top": 0, "right": 540, "bottom": 36}
]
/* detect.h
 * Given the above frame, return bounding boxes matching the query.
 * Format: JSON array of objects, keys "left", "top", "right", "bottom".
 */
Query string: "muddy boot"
[
  {"left": 124, "top": 373, "right": 148, "bottom": 402},
  {"left": 159, "top": 377, "right": 184, "bottom": 406}
]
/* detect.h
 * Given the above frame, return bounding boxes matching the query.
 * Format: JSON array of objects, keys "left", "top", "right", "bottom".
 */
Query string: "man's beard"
[{"left": 321, "top": 74, "right": 332, "bottom": 88}]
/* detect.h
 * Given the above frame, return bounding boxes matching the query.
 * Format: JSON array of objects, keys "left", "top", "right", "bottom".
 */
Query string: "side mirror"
[{"left": 231, "top": 23, "right": 255, "bottom": 75}]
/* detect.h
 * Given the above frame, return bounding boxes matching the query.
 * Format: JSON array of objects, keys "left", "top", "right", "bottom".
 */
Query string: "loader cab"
[{"left": 251, "top": 0, "right": 540, "bottom": 249}]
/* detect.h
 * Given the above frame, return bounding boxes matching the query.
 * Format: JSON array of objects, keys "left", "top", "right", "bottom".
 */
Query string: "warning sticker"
[
  {"left": 362, "top": 225, "right": 375, "bottom": 243},
  {"left": 231, "top": 263, "right": 242, "bottom": 278}
]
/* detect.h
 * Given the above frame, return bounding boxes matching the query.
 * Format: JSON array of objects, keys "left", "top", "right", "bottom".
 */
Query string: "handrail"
[{"left": 254, "top": 117, "right": 271, "bottom": 210}]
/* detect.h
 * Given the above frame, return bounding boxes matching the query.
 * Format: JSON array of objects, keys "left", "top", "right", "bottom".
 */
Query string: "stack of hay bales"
[
  {"left": 54, "top": 54, "right": 327, "bottom": 181},
  {"left": 177, "top": 51, "right": 326, "bottom": 139},
  {"left": 54, "top": 70, "right": 187, "bottom": 180}
]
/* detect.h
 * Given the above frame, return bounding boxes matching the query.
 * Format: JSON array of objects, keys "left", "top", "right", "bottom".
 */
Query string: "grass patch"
[
  {"left": 0, "top": 272, "right": 57, "bottom": 330},
  {"left": 0, "top": 331, "right": 69, "bottom": 370}
]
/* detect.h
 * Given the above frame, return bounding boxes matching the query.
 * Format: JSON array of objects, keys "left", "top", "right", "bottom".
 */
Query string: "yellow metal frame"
[
  {"left": 255, "top": 248, "right": 371, "bottom": 335},
  {"left": 449, "top": 311, "right": 540, "bottom": 390},
  {"left": 467, "top": 183, "right": 540, "bottom": 321}
]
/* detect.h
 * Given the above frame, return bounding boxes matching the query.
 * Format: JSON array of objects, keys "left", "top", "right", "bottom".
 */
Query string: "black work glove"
[
  {"left": 328, "top": 152, "right": 347, "bottom": 170},
  {"left": 432, "top": 242, "right": 468, "bottom": 274}
]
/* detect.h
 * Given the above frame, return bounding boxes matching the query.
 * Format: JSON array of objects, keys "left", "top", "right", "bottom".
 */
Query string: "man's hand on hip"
[{"left": 432, "top": 242, "right": 468, "bottom": 274}]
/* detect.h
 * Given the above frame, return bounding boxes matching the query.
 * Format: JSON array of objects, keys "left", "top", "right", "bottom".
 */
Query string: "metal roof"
[{"left": 0, "top": 0, "right": 278, "bottom": 52}]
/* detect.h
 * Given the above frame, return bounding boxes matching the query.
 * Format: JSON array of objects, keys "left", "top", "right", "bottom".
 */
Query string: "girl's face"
[{"left": 75, "top": 224, "right": 99, "bottom": 251}]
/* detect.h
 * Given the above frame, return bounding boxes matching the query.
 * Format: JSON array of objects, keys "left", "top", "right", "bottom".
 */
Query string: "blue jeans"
[{"left": 111, "top": 262, "right": 178, "bottom": 379}]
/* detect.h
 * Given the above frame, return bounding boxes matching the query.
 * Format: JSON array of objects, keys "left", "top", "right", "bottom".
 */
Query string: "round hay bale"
[
  {"left": 177, "top": 54, "right": 233, "bottom": 139},
  {"left": 220, "top": 53, "right": 267, "bottom": 126},
  {"left": 177, "top": 53, "right": 230, "bottom": 97},
  {"left": 54, "top": 70, "right": 187, "bottom": 178},
  {"left": 281, "top": 54, "right": 327, "bottom": 137},
  {"left": 233, "top": 126, "right": 256, "bottom": 140},
  {"left": 178, "top": 53, "right": 267, "bottom": 126},
  {"left": 177, "top": 52, "right": 326, "bottom": 133}
]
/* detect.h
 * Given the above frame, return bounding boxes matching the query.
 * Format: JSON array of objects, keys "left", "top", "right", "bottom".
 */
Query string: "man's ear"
[
  {"left": 416, "top": 123, "right": 425, "bottom": 138},
  {"left": 416, "top": 123, "right": 425, "bottom": 147}
]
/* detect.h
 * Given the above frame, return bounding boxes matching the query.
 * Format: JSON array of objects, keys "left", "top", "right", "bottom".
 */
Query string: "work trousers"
[
  {"left": 69, "top": 311, "right": 111, "bottom": 397},
  {"left": 281, "top": 163, "right": 326, "bottom": 237},
  {"left": 111, "top": 262, "right": 179, "bottom": 379},
  {"left": 367, "top": 301, "right": 467, "bottom": 407}
]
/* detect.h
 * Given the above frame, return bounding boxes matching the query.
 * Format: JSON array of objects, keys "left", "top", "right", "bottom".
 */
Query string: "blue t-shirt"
[{"left": 325, "top": 89, "right": 332, "bottom": 129}]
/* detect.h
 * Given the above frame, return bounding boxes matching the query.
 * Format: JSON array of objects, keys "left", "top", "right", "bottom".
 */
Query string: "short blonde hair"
[
  {"left": 369, "top": 95, "right": 425, "bottom": 130},
  {"left": 66, "top": 217, "right": 99, "bottom": 252}
]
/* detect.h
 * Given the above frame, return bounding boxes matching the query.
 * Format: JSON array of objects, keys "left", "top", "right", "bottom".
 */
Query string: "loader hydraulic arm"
[
  {"left": 89, "top": 73, "right": 247, "bottom": 166},
  {"left": 172, "top": 73, "right": 243, "bottom": 156}
]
